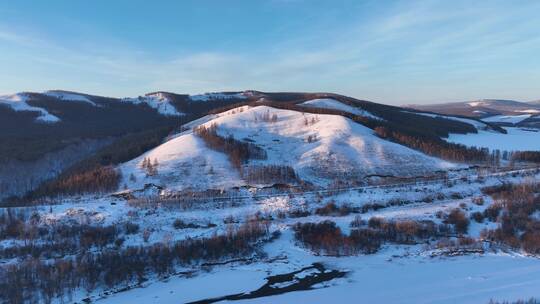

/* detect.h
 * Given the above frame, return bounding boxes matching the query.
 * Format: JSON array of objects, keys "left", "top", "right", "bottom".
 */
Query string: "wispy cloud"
[{"left": 1, "top": 0, "right": 539, "bottom": 103}]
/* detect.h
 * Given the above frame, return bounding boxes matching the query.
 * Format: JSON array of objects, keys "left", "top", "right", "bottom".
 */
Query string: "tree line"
[
  {"left": 293, "top": 217, "right": 461, "bottom": 256},
  {"left": 27, "top": 165, "right": 121, "bottom": 199},
  {"left": 374, "top": 126, "right": 491, "bottom": 162},
  {"left": 510, "top": 151, "right": 540, "bottom": 163}
]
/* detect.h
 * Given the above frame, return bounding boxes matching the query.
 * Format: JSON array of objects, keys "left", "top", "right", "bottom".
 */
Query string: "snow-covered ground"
[
  {"left": 120, "top": 105, "right": 455, "bottom": 191},
  {"left": 0, "top": 93, "right": 60, "bottom": 122},
  {"left": 36, "top": 167, "right": 516, "bottom": 246},
  {"left": 447, "top": 127, "right": 540, "bottom": 151},
  {"left": 301, "top": 98, "right": 383, "bottom": 120},
  {"left": 122, "top": 93, "right": 183, "bottom": 116},
  {"left": 6, "top": 166, "right": 540, "bottom": 304},
  {"left": 70, "top": 168, "right": 540, "bottom": 303}
]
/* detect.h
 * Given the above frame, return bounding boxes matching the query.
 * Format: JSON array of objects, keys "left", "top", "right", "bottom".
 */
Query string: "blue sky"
[{"left": 1, "top": 0, "right": 539, "bottom": 104}]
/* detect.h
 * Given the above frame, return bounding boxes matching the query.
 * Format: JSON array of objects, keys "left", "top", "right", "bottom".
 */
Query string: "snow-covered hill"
[
  {"left": 1, "top": 90, "right": 104, "bottom": 123},
  {"left": 120, "top": 105, "right": 455, "bottom": 192},
  {"left": 0, "top": 93, "right": 60, "bottom": 123}
]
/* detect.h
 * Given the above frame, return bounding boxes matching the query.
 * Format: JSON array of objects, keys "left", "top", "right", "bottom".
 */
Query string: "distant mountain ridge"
[
  {"left": 1, "top": 89, "right": 506, "bottom": 201},
  {"left": 407, "top": 99, "right": 540, "bottom": 117},
  {"left": 407, "top": 98, "right": 540, "bottom": 129}
]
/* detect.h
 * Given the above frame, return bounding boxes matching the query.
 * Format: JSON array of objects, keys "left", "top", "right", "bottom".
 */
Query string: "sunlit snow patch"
[
  {"left": 122, "top": 93, "right": 183, "bottom": 116},
  {"left": 301, "top": 98, "right": 383, "bottom": 121},
  {"left": 44, "top": 90, "right": 97, "bottom": 106}
]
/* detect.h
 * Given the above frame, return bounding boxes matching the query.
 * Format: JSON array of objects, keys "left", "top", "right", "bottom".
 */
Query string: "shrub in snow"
[
  {"left": 315, "top": 202, "right": 354, "bottom": 216},
  {"left": 471, "top": 211, "right": 484, "bottom": 223},
  {"left": 124, "top": 222, "right": 140, "bottom": 234},
  {"left": 444, "top": 209, "right": 470, "bottom": 234}
]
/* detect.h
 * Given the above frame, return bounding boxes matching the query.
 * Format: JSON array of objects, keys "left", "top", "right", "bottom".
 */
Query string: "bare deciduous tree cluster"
[
  {"left": 481, "top": 182, "right": 540, "bottom": 254},
  {"left": 294, "top": 218, "right": 455, "bottom": 256},
  {"left": 140, "top": 157, "right": 159, "bottom": 176},
  {"left": 195, "top": 123, "right": 267, "bottom": 169},
  {"left": 242, "top": 165, "right": 297, "bottom": 184}
]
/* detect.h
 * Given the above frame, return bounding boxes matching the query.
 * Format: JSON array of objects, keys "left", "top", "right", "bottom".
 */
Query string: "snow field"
[
  {"left": 301, "top": 98, "right": 383, "bottom": 121},
  {"left": 447, "top": 127, "right": 540, "bottom": 151}
]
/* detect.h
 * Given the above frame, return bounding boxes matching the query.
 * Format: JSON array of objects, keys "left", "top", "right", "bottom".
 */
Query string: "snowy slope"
[
  {"left": 0, "top": 93, "right": 60, "bottom": 123},
  {"left": 121, "top": 92, "right": 183, "bottom": 116},
  {"left": 301, "top": 98, "right": 383, "bottom": 120},
  {"left": 121, "top": 132, "right": 242, "bottom": 191},
  {"left": 43, "top": 90, "right": 96, "bottom": 105},
  {"left": 120, "top": 105, "right": 455, "bottom": 191}
]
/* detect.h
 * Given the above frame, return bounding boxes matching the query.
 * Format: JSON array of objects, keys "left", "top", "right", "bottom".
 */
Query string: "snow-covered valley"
[
  {"left": 447, "top": 127, "right": 540, "bottom": 151},
  {"left": 5, "top": 166, "right": 539, "bottom": 304}
]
